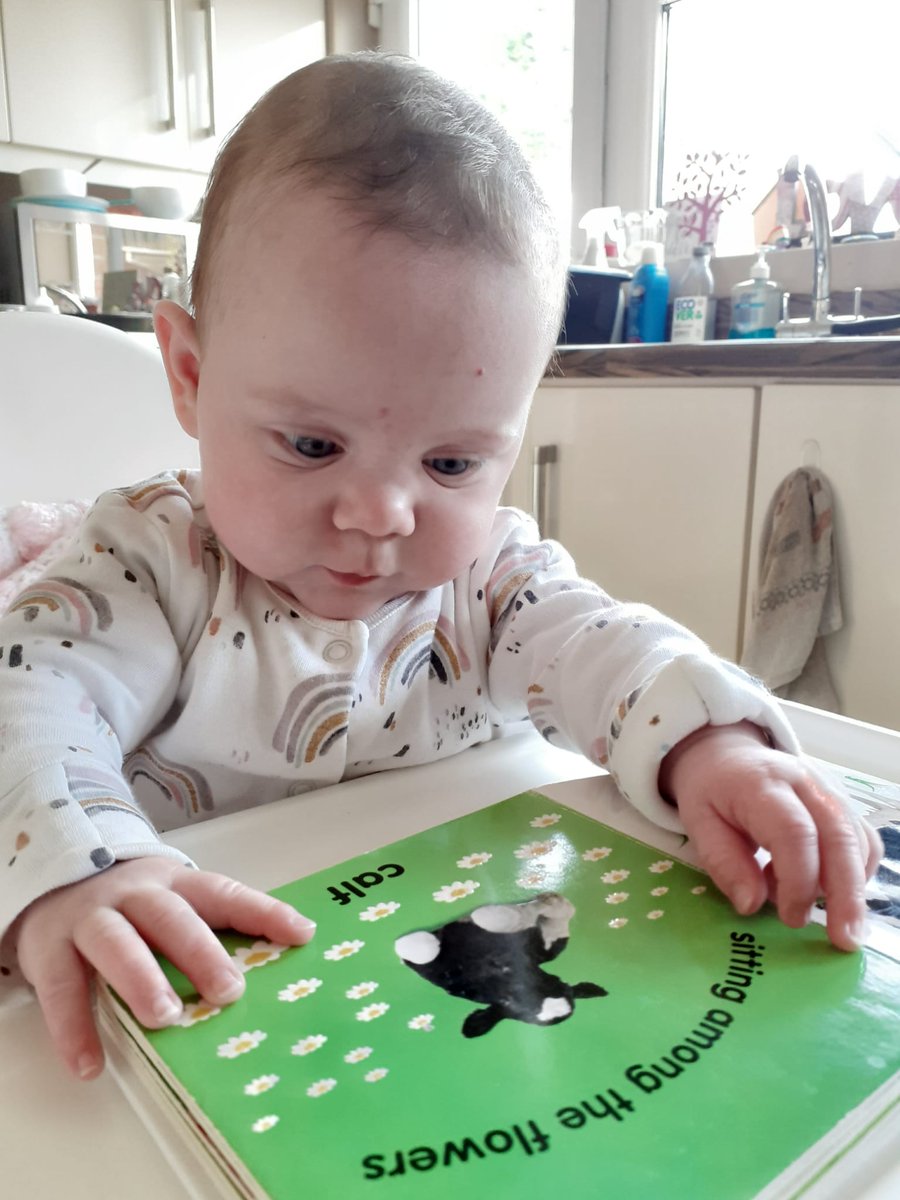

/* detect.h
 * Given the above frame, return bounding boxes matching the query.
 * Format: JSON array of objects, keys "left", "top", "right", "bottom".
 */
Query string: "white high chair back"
[{"left": 0, "top": 312, "right": 199, "bottom": 506}]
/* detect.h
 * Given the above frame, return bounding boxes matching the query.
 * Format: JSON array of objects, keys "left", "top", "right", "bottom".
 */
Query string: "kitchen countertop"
[{"left": 547, "top": 336, "right": 900, "bottom": 383}]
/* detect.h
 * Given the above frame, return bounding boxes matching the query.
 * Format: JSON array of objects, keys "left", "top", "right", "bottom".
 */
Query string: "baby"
[{"left": 0, "top": 53, "right": 879, "bottom": 1082}]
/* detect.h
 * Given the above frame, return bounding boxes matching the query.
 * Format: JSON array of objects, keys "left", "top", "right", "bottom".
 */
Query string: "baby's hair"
[{"left": 190, "top": 51, "right": 565, "bottom": 332}]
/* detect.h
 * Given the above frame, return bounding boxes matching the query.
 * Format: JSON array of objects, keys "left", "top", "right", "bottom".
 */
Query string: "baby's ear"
[{"left": 154, "top": 300, "right": 200, "bottom": 438}]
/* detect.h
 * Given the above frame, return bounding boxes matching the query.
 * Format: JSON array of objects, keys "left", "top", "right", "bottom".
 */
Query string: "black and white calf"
[{"left": 394, "top": 893, "right": 608, "bottom": 1038}]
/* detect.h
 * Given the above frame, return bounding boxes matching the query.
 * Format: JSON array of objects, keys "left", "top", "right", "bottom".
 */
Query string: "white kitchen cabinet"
[
  {"left": 0, "top": 20, "right": 9, "bottom": 143},
  {"left": 505, "top": 382, "right": 757, "bottom": 660},
  {"left": 746, "top": 383, "right": 900, "bottom": 731},
  {"left": 1, "top": 0, "right": 325, "bottom": 172}
]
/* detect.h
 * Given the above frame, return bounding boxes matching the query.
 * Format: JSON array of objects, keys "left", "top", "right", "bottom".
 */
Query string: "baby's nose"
[{"left": 332, "top": 479, "right": 415, "bottom": 538}]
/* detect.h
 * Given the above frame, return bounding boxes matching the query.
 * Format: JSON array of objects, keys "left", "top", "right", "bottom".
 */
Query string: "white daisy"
[
  {"left": 582, "top": 847, "right": 613, "bottom": 861},
  {"left": 691, "top": 885, "right": 707, "bottom": 894},
  {"left": 516, "top": 871, "right": 546, "bottom": 889},
  {"left": 346, "top": 981, "right": 378, "bottom": 1000},
  {"left": 407, "top": 1014, "right": 434, "bottom": 1031},
  {"left": 649, "top": 860, "right": 674, "bottom": 874},
  {"left": 251, "top": 1115, "right": 279, "bottom": 1132},
  {"left": 356, "top": 1002, "right": 390, "bottom": 1022},
  {"left": 605, "top": 892, "right": 629, "bottom": 905},
  {"left": 647, "top": 909, "right": 665, "bottom": 920},
  {"left": 217, "top": 1030, "right": 267, "bottom": 1059},
  {"left": 175, "top": 1000, "right": 221, "bottom": 1026},
  {"left": 433, "top": 880, "right": 479, "bottom": 903},
  {"left": 364, "top": 1068, "right": 389, "bottom": 1083},
  {"left": 601, "top": 869, "right": 630, "bottom": 884},
  {"left": 233, "top": 941, "right": 288, "bottom": 972},
  {"left": 456, "top": 852, "right": 492, "bottom": 869},
  {"left": 344, "top": 1047, "right": 373, "bottom": 1063},
  {"left": 513, "top": 840, "right": 554, "bottom": 859},
  {"left": 291, "top": 1034, "right": 327, "bottom": 1056},
  {"left": 278, "top": 978, "right": 322, "bottom": 1002},
  {"left": 306, "top": 1079, "right": 337, "bottom": 1098},
  {"left": 608, "top": 917, "right": 628, "bottom": 929},
  {"left": 244, "top": 1074, "right": 280, "bottom": 1096},
  {"left": 650, "top": 886, "right": 669, "bottom": 897},
  {"left": 324, "top": 939, "right": 365, "bottom": 961},
  {"left": 359, "top": 901, "right": 401, "bottom": 922},
  {"left": 529, "top": 814, "right": 562, "bottom": 828}
]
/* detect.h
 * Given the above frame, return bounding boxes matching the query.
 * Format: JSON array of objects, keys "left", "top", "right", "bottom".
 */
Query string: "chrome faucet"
[
  {"left": 777, "top": 156, "right": 833, "bottom": 336},
  {"left": 786, "top": 157, "right": 831, "bottom": 326},
  {"left": 776, "top": 156, "right": 900, "bottom": 337}
]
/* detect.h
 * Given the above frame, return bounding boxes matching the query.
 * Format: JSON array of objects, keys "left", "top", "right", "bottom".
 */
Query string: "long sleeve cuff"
[
  {"left": 607, "top": 655, "right": 800, "bottom": 831},
  {"left": 0, "top": 761, "right": 193, "bottom": 942}
]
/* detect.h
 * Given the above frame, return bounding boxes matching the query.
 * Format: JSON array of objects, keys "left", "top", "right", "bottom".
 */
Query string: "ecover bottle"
[
  {"left": 625, "top": 243, "right": 669, "bottom": 343},
  {"left": 671, "top": 244, "right": 716, "bottom": 343},
  {"left": 728, "top": 250, "right": 783, "bottom": 339}
]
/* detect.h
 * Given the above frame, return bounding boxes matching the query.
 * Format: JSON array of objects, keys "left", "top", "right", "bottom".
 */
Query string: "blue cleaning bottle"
[{"left": 625, "top": 243, "right": 669, "bottom": 343}]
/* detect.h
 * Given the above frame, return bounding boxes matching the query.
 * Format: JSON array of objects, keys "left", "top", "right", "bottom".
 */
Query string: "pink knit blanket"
[{"left": 0, "top": 499, "right": 91, "bottom": 611}]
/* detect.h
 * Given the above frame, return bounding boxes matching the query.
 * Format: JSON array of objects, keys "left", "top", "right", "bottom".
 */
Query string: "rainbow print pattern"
[
  {"left": 9, "top": 577, "right": 113, "bottom": 636},
  {"left": 124, "top": 746, "right": 215, "bottom": 816},
  {"left": 372, "top": 616, "right": 468, "bottom": 705},
  {"left": 272, "top": 673, "right": 355, "bottom": 765}
]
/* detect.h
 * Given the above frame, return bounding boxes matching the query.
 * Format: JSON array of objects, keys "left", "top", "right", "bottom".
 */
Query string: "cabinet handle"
[
  {"left": 162, "top": 0, "right": 179, "bottom": 131},
  {"left": 202, "top": 0, "right": 218, "bottom": 138},
  {"left": 531, "top": 444, "right": 558, "bottom": 539}
]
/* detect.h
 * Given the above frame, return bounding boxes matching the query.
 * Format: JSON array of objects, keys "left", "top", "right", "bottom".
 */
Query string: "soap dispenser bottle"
[{"left": 728, "top": 249, "right": 783, "bottom": 339}]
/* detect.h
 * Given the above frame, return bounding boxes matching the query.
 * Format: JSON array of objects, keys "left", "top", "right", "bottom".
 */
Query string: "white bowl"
[
  {"left": 19, "top": 167, "right": 87, "bottom": 198},
  {"left": 131, "top": 186, "right": 188, "bottom": 220}
]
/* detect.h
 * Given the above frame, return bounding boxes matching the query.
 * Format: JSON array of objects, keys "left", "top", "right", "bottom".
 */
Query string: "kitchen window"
[{"left": 376, "top": 0, "right": 900, "bottom": 258}]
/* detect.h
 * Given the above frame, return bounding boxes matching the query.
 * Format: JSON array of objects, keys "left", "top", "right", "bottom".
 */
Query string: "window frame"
[{"left": 375, "top": 0, "right": 668, "bottom": 256}]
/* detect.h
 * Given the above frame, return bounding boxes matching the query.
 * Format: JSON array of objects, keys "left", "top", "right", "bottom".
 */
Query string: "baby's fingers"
[
  {"left": 27, "top": 940, "right": 104, "bottom": 1081},
  {"left": 794, "top": 774, "right": 876, "bottom": 951},
  {"left": 174, "top": 868, "right": 317, "bottom": 947},
  {"left": 686, "top": 810, "right": 768, "bottom": 917},
  {"left": 74, "top": 905, "right": 185, "bottom": 1029},
  {"left": 122, "top": 886, "right": 247, "bottom": 1011}
]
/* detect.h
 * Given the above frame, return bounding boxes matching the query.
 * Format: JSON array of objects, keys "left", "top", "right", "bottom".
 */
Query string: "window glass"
[
  {"left": 661, "top": 0, "right": 900, "bottom": 250},
  {"left": 414, "top": 0, "right": 575, "bottom": 248}
]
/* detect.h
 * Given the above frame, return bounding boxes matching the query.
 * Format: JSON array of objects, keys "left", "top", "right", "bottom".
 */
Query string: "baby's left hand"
[{"left": 659, "top": 721, "right": 883, "bottom": 951}]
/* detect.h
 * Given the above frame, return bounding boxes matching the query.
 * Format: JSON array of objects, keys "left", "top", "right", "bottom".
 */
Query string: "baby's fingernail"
[
  {"left": 77, "top": 1053, "right": 101, "bottom": 1080},
  {"left": 152, "top": 993, "right": 183, "bottom": 1024},
  {"left": 212, "top": 970, "right": 245, "bottom": 1003},
  {"left": 844, "top": 918, "right": 865, "bottom": 948},
  {"left": 734, "top": 886, "right": 756, "bottom": 915},
  {"left": 290, "top": 913, "right": 317, "bottom": 937}
]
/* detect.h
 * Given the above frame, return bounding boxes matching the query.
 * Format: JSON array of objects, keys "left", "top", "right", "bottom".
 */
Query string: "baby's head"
[
  {"left": 190, "top": 51, "right": 565, "bottom": 340},
  {"left": 157, "top": 52, "right": 565, "bottom": 620}
]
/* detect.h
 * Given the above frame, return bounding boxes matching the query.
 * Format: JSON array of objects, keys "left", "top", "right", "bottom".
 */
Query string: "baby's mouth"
[{"left": 325, "top": 570, "right": 381, "bottom": 587}]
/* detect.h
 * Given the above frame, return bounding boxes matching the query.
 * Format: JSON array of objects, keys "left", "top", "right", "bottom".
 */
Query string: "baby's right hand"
[{"left": 12, "top": 857, "right": 317, "bottom": 1081}]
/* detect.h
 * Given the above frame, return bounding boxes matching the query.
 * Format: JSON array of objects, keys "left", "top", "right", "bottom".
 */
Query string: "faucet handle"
[{"left": 781, "top": 291, "right": 791, "bottom": 323}]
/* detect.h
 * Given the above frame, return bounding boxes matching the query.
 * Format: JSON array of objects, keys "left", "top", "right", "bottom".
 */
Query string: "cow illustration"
[{"left": 394, "top": 892, "right": 608, "bottom": 1038}]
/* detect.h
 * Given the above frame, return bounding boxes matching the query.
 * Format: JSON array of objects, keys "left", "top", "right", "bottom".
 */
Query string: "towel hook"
[{"left": 801, "top": 438, "right": 821, "bottom": 469}]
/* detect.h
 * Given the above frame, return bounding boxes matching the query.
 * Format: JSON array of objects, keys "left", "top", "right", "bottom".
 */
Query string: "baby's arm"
[
  {"left": 659, "top": 721, "right": 882, "bottom": 951},
  {"left": 10, "top": 857, "right": 316, "bottom": 1081}
]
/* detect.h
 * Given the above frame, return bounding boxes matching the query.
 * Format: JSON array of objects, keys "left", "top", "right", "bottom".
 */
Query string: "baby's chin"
[{"left": 273, "top": 578, "right": 411, "bottom": 623}]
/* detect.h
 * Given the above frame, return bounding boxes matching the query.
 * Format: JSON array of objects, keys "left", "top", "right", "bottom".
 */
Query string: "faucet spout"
[{"left": 783, "top": 155, "right": 832, "bottom": 326}]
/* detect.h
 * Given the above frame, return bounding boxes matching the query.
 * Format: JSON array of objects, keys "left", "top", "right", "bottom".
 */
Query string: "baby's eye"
[
  {"left": 291, "top": 435, "right": 340, "bottom": 460},
  {"left": 426, "top": 456, "right": 478, "bottom": 477}
]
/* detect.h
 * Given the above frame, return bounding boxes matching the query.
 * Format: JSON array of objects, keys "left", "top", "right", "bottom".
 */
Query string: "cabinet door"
[
  {"left": 2, "top": 0, "right": 192, "bottom": 166},
  {"left": 183, "top": 0, "right": 327, "bottom": 173},
  {"left": 505, "top": 383, "right": 757, "bottom": 661},
  {"left": 748, "top": 383, "right": 900, "bottom": 731}
]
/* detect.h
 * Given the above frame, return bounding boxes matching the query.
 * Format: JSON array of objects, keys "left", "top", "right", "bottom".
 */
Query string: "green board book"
[{"left": 99, "top": 790, "right": 900, "bottom": 1200}]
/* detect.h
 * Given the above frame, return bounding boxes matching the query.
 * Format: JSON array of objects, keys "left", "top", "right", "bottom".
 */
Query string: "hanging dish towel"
[{"left": 741, "top": 467, "right": 843, "bottom": 711}]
